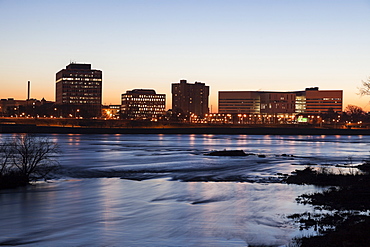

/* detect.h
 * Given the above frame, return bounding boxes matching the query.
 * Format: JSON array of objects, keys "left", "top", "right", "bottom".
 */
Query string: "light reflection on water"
[
  {"left": 0, "top": 178, "right": 318, "bottom": 246},
  {"left": 1, "top": 134, "right": 369, "bottom": 246}
]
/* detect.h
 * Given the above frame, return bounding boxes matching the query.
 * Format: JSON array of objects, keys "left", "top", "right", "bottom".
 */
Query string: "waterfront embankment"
[{"left": 1, "top": 123, "right": 370, "bottom": 135}]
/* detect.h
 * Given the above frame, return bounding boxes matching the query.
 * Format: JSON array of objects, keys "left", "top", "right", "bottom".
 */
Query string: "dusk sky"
[{"left": 1, "top": 0, "right": 370, "bottom": 111}]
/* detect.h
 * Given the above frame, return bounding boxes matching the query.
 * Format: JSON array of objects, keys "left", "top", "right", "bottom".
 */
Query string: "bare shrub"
[{"left": 0, "top": 134, "right": 60, "bottom": 187}]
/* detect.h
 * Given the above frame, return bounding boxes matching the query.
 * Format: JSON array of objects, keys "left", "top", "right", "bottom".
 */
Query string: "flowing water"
[{"left": 0, "top": 134, "right": 369, "bottom": 246}]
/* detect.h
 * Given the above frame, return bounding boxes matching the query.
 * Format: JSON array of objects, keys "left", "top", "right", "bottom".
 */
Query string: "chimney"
[{"left": 27, "top": 81, "right": 30, "bottom": 100}]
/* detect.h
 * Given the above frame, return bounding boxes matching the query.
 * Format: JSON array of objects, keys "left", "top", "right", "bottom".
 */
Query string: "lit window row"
[
  {"left": 65, "top": 96, "right": 100, "bottom": 99},
  {"left": 122, "top": 98, "right": 165, "bottom": 101},
  {"left": 63, "top": 100, "right": 101, "bottom": 104},
  {"left": 62, "top": 81, "right": 101, "bottom": 85},
  {"left": 64, "top": 85, "right": 100, "bottom": 89},
  {"left": 68, "top": 74, "right": 100, "bottom": 77}
]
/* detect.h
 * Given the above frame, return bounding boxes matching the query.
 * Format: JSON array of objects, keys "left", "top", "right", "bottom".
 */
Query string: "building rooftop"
[
  {"left": 66, "top": 63, "right": 92, "bottom": 70},
  {"left": 126, "top": 89, "right": 157, "bottom": 94}
]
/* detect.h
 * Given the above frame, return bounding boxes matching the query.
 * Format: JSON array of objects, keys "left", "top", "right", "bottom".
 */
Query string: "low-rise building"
[
  {"left": 0, "top": 98, "right": 54, "bottom": 117},
  {"left": 121, "top": 89, "right": 166, "bottom": 120},
  {"left": 305, "top": 87, "right": 343, "bottom": 113},
  {"left": 219, "top": 87, "right": 342, "bottom": 115},
  {"left": 102, "top": 105, "right": 120, "bottom": 119}
]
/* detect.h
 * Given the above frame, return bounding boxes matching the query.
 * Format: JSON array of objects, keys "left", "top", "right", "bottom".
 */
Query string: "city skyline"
[{"left": 1, "top": 1, "right": 370, "bottom": 111}]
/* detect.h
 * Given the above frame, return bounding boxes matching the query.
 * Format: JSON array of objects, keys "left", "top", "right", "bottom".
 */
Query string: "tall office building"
[
  {"left": 56, "top": 63, "right": 102, "bottom": 117},
  {"left": 171, "top": 79, "right": 209, "bottom": 117},
  {"left": 121, "top": 89, "right": 166, "bottom": 120}
]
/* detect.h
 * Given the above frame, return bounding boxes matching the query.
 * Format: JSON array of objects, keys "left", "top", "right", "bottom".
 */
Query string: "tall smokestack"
[{"left": 27, "top": 81, "right": 30, "bottom": 100}]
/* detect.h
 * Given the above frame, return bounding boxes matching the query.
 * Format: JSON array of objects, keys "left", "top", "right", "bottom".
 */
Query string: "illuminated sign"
[{"left": 297, "top": 116, "right": 308, "bottom": 123}]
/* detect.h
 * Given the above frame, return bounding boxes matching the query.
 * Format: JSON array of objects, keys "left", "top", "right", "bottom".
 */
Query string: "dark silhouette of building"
[
  {"left": 121, "top": 89, "right": 166, "bottom": 120},
  {"left": 55, "top": 63, "right": 102, "bottom": 118},
  {"left": 171, "top": 79, "right": 209, "bottom": 118},
  {"left": 0, "top": 98, "right": 54, "bottom": 117}
]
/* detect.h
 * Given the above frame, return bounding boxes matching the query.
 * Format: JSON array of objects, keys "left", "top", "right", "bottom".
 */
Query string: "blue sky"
[{"left": 1, "top": 0, "right": 370, "bottom": 111}]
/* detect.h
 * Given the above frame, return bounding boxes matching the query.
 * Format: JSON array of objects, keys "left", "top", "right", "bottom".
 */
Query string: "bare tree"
[
  {"left": 6, "top": 134, "right": 60, "bottom": 182},
  {"left": 0, "top": 143, "right": 12, "bottom": 177},
  {"left": 344, "top": 104, "right": 368, "bottom": 123},
  {"left": 358, "top": 77, "right": 370, "bottom": 96},
  {"left": 345, "top": 105, "right": 365, "bottom": 116}
]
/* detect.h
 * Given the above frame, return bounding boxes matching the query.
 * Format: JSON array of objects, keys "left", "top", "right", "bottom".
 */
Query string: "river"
[{"left": 0, "top": 134, "right": 368, "bottom": 246}]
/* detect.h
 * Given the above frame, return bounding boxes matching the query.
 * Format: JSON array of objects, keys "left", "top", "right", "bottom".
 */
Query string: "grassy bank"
[
  {"left": 0, "top": 173, "right": 29, "bottom": 189},
  {"left": 285, "top": 165, "right": 370, "bottom": 246}
]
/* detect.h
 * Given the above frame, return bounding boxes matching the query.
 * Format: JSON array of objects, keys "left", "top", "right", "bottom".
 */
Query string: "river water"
[{"left": 0, "top": 134, "right": 369, "bottom": 246}]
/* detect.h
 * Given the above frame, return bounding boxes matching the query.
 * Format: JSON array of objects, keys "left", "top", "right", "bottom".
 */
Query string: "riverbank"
[
  {"left": 1, "top": 123, "right": 370, "bottom": 135},
  {"left": 285, "top": 166, "right": 370, "bottom": 246}
]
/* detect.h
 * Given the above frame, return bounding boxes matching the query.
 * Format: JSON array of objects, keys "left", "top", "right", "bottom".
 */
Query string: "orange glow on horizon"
[{"left": 2, "top": 80, "right": 370, "bottom": 113}]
